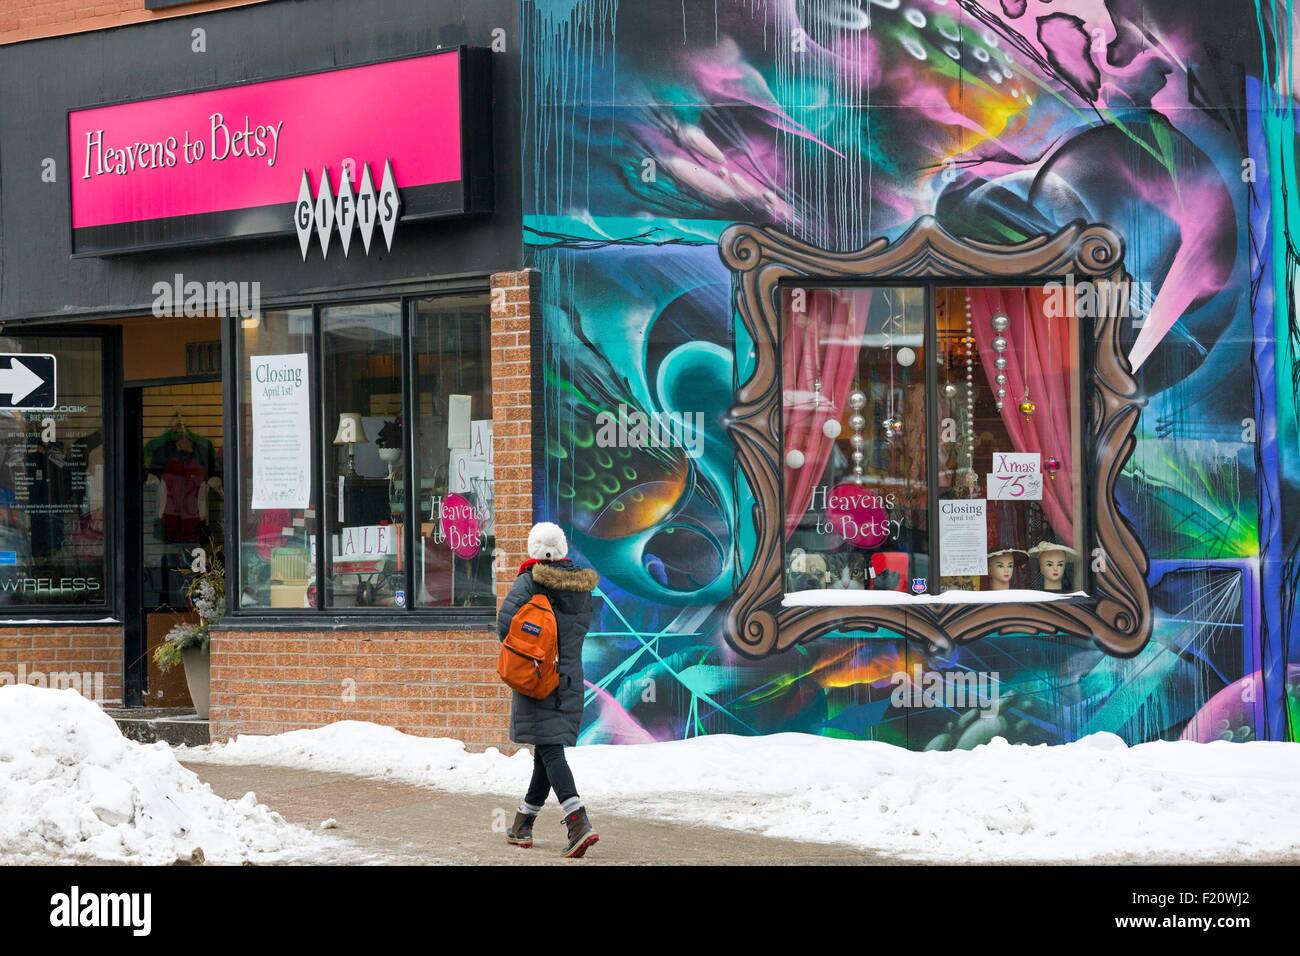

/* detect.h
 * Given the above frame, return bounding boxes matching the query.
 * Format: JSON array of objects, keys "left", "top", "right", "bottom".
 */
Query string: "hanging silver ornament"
[
  {"left": 995, "top": 372, "right": 1007, "bottom": 386},
  {"left": 994, "top": 355, "right": 1008, "bottom": 370},
  {"left": 849, "top": 413, "right": 866, "bottom": 432},
  {"left": 850, "top": 433, "right": 866, "bottom": 450},
  {"left": 848, "top": 390, "right": 867, "bottom": 411},
  {"left": 996, "top": 387, "right": 1007, "bottom": 399},
  {"left": 991, "top": 313, "right": 1010, "bottom": 333},
  {"left": 943, "top": 383, "right": 958, "bottom": 399},
  {"left": 896, "top": 346, "right": 916, "bottom": 367},
  {"left": 992, "top": 337, "right": 1008, "bottom": 353},
  {"left": 851, "top": 450, "right": 865, "bottom": 464}
]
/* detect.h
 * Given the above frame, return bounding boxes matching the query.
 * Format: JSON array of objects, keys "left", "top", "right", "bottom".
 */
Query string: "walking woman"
[{"left": 498, "top": 522, "right": 600, "bottom": 857}]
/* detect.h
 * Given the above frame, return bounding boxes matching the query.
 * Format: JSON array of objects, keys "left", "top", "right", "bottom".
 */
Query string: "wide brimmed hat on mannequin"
[{"left": 1027, "top": 541, "right": 1078, "bottom": 558}]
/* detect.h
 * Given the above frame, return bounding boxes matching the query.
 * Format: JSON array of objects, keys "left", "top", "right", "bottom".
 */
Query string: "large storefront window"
[
  {"left": 781, "top": 284, "right": 1084, "bottom": 597},
  {"left": 0, "top": 336, "right": 108, "bottom": 608},
  {"left": 238, "top": 309, "right": 315, "bottom": 609},
  {"left": 323, "top": 302, "right": 405, "bottom": 609},
  {"left": 935, "top": 287, "right": 1085, "bottom": 595},
  {"left": 413, "top": 295, "right": 495, "bottom": 608},
  {"left": 782, "top": 287, "right": 930, "bottom": 594},
  {"left": 234, "top": 291, "right": 495, "bottom": 616}
]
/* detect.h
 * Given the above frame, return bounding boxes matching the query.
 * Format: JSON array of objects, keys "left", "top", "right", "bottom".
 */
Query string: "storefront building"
[
  {"left": 0, "top": 0, "right": 532, "bottom": 748},
  {"left": 1, "top": 0, "right": 1297, "bottom": 750}
]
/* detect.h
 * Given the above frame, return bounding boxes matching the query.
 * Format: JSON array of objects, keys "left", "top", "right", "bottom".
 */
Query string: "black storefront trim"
[
  {"left": 71, "top": 183, "right": 469, "bottom": 259},
  {"left": 1, "top": 271, "right": 501, "bottom": 327},
  {"left": 214, "top": 614, "right": 495, "bottom": 633}
]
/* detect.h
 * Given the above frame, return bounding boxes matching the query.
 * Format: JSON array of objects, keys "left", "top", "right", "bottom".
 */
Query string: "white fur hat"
[{"left": 527, "top": 522, "right": 569, "bottom": 561}]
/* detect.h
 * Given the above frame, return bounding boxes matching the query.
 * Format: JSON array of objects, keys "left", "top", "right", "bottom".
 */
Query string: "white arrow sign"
[{"left": 0, "top": 355, "right": 55, "bottom": 409}]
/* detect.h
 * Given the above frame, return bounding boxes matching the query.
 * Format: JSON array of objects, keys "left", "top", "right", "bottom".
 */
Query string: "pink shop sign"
[
  {"left": 440, "top": 493, "right": 483, "bottom": 559},
  {"left": 68, "top": 48, "right": 491, "bottom": 256}
]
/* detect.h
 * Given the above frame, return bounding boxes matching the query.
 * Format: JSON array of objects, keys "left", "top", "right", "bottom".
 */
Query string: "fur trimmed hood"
[{"left": 531, "top": 560, "right": 599, "bottom": 593}]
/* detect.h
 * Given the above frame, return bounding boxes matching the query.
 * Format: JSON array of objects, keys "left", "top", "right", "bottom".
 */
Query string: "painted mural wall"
[{"left": 521, "top": 0, "right": 1300, "bottom": 747}]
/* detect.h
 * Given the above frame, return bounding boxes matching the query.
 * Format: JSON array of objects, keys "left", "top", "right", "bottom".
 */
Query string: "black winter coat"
[{"left": 497, "top": 559, "right": 598, "bottom": 746}]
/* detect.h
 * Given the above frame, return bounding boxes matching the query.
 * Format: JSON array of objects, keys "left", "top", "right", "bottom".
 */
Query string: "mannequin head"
[
  {"left": 987, "top": 552, "right": 1016, "bottom": 590},
  {"left": 1037, "top": 549, "right": 1068, "bottom": 589},
  {"left": 1028, "top": 541, "right": 1076, "bottom": 591}
]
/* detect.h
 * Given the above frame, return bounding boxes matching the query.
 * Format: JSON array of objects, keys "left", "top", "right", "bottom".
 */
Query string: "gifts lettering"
[{"left": 82, "top": 113, "right": 284, "bottom": 179}]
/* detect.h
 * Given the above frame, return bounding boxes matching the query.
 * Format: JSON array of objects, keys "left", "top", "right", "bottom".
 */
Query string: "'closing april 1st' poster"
[
  {"left": 939, "top": 499, "right": 988, "bottom": 576},
  {"left": 250, "top": 353, "right": 311, "bottom": 510}
]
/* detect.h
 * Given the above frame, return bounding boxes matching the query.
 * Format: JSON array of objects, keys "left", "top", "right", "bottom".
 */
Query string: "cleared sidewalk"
[{"left": 184, "top": 762, "right": 890, "bottom": 865}]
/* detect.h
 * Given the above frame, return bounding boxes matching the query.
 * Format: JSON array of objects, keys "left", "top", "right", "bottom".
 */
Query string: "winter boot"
[
  {"left": 506, "top": 810, "right": 537, "bottom": 848},
  {"left": 561, "top": 806, "right": 599, "bottom": 858}
]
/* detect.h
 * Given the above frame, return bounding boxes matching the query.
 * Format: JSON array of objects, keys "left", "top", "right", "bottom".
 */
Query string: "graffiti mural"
[{"left": 521, "top": 0, "right": 1300, "bottom": 747}]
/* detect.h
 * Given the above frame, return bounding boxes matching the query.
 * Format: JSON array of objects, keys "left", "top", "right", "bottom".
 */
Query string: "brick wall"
[
  {"left": 207, "top": 629, "right": 512, "bottom": 748},
  {"left": 207, "top": 268, "right": 541, "bottom": 748},
  {"left": 0, "top": 626, "right": 124, "bottom": 707},
  {"left": 0, "top": 0, "right": 267, "bottom": 45}
]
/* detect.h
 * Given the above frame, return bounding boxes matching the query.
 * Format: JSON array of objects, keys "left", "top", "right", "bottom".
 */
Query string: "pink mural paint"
[
  {"left": 68, "top": 51, "right": 462, "bottom": 229},
  {"left": 440, "top": 493, "right": 482, "bottom": 559}
]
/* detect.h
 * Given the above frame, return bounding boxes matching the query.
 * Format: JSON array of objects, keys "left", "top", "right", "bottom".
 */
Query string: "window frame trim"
[
  {"left": 223, "top": 284, "right": 497, "bottom": 626},
  {"left": 721, "top": 216, "right": 1151, "bottom": 660}
]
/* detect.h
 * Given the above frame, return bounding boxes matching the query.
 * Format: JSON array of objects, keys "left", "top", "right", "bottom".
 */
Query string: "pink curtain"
[
  {"left": 969, "top": 287, "right": 1076, "bottom": 543},
  {"left": 783, "top": 289, "right": 871, "bottom": 538}
]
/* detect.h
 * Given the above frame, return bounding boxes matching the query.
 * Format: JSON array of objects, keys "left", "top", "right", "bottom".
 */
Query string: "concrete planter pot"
[{"left": 181, "top": 646, "right": 211, "bottom": 720}]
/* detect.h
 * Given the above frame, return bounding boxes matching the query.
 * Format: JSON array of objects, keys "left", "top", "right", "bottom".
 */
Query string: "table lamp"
[{"left": 334, "top": 412, "right": 368, "bottom": 477}]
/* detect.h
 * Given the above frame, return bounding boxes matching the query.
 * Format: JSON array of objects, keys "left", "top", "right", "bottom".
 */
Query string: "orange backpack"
[{"left": 498, "top": 594, "right": 560, "bottom": 699}]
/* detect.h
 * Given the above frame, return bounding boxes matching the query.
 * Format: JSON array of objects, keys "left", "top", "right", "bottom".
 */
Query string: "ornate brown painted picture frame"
[{"left": 719, "top": 216, "right": 1151, "bottom": 660}]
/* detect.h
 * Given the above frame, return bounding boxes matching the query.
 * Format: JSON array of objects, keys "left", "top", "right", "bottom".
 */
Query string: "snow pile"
[
  {"left": 0, "top": 685, "right": 328, "bottom": 864},
  {"left": 189, "top": 723, "right": 1300, "bottom": 863},
  {"left": 783, "top": 588, "right": 1086, "bottom": 607}
]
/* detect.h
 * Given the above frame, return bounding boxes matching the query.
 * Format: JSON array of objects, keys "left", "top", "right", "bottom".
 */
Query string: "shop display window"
[
  {"left": 0, "top": 336, "right": 108, "bottom": 608},
  {"left": 238, "top": 309, "right": 315, "bottom": 610},
  {"left": 411, "top": 295, "right": 495, "bottom": 609},
  {"left": 780, "top": 285, "right": 1084, "bottom": 597},
  {"left": 234, "top": 291, "right": 495, "bottom": 616},
  {"left": 322, "top": 302, "right": 405, "bottom": 609}
]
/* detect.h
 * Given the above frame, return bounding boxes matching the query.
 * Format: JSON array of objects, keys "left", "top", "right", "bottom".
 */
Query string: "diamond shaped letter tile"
[
  {"left": 295, "top": 170, "right": 314, "bottom": 262},
  {"left": 314, "top": 166, "right": 335, "bottom": 259}
]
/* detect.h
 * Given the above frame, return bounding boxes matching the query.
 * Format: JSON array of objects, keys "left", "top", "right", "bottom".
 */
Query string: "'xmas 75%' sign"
[{"left": 987, "top": 452, "right": 1042, "bottom": 501}]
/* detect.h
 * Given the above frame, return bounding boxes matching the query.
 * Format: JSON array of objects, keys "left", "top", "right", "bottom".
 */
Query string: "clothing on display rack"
[{"left": 145, "top": 414, "right": 221, "bottom": 545}]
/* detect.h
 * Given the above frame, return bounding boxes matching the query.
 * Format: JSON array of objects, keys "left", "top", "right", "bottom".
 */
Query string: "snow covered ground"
[
  {"left": 0, "top": 685, "right": 333, "bottom": 865},
  {"left": 187, "top": 720, "right": 1300, "bottom": 864}
]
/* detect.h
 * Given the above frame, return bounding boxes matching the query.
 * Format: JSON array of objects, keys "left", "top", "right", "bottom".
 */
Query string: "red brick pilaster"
[{"left": 489, "top": 268, "right": 541, "bottom": 603}]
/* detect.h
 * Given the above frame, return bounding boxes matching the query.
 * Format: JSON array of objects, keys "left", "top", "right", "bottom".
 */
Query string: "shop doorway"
[
  {"left": 108, "top": 314, "right": 225, "bottom": 709},
  {"left": 124, "top": 381, "right": 224, "bottom": 707}
]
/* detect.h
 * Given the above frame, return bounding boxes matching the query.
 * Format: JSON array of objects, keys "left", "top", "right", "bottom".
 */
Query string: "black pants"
[{"left": 524, "top": 744, "right": 578, "bottom": 806}]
